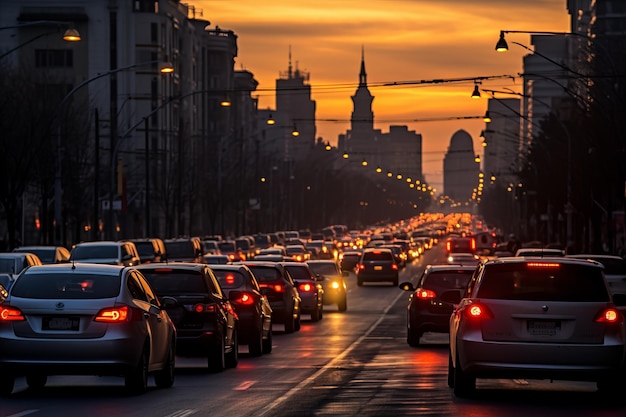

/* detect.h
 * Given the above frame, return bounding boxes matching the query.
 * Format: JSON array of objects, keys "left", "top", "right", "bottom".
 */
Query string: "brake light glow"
[
  {"left": 238, "top": 293, "right": 254, "bottom": 305},
  {"left": 95, "top": 305, "right": 130, "bottom": 322},
  {"left": 357, "top": 264, "right": 365, "bottom": 270},
  {"left": 470, "top": 238, "right": 476, "bottom": 251},
  {"left": 595, "top": 308, "right": 623, "bottom": 324},
  {"left": 299, "top": 283, "right": 313, "bottom": 292},
  {"left": 0, "top": 306, "right": 25, "bottom": 321},
  {"left": 464, "top": 303, "right": 492, "bottom": 319},
  {"left": 416, "top": 289, "right": 436, "bottom": 300},
  {"left": 274, "top": 284, "right": 284, "bottom": 293},
  {"left": 154, "top": 268, "right": 173, "bottom": 272},
  {"left": 194, "top": 303, "right": 217, "bottom": 313},
  {"left": 225, "top": 273, "right": 236, "bottom": 285},
  {"left": 527, "top": 262, "right": 561, "bottom": 268},
  {"left": 392, "top": 263, "right": 398, "bottom": 271}
]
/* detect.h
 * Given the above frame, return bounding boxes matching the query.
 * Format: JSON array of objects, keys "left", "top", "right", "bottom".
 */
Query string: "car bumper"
[{"left": 458, "top": 338, "right": 626, "bottom": 380}]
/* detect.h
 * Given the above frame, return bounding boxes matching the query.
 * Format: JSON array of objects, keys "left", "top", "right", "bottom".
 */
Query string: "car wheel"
[
  {"left": 125, "top": 346, "right": 149, "bottom": 395},
  {"left": 208, "top": 334, "right": 226, "bottom": 372},
  {"left": 447, "top": 351, "right": 455, "bottom": 388},
  {"left": 407, "top": 316, "right": 421, "bottom": 347},
  {"left": 337, "top": 295, "right": 347, "bottom": 312},
  {"left": 284, "top": 310, "right": 296, "bottom": 334},
  {"left": 295, "top": 313, "right": 301, "bottom": 331},
  {"left": 154, "top": 341, "right": 175, "bottom": 389},
  {"left": 311, "top": 302, "right": 321, "bottom": 322},
  {"left": 262, "top": 325, "right": 273, "bottom": 354},
  {"left": 248, "top": 324, "right": 264, "bottom": 357},
  {"left": 453, "top": 350, "right": 475, "bottom": 397},
  {"left": 225, "top": 328, "right": 239, "bottom": 368},
  {"left": 26, "top": 374, "right": 47, "bottom": 390},
  {"left": 0, "top": 375, "right": 14, "bottom": 396}
]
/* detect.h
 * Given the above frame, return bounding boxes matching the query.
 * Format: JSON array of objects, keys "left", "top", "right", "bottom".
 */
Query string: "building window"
[
  {"left": 151, "top": 23, "right": 158, "bottom": 43},
  {"left": 35, "top": 49, "right": 73, "bottom": 68}
]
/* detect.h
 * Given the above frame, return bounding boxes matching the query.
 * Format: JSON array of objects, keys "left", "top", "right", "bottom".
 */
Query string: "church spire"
[{"left": 359, "top": 45, "right": 367, "bottom": 86}]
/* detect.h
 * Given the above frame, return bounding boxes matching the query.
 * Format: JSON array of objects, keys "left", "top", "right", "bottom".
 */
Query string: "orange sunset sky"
[{"left": 192, "top": 0, "right": 570, "bottom": 191}]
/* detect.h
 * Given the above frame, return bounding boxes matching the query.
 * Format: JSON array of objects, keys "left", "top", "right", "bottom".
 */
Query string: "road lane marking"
[
  {"left": 257, "top": 287, "right": 406, "bottom": 416},
  {"left": 234, "top": 380, "right": 257, "bottom": 390},
  {"left": 7, "top": 411, "right": 39, "bottom": 417}
]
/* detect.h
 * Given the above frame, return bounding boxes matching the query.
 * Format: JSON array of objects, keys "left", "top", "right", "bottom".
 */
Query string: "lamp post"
[{"left": 0, "top": 21, "right": 81, "bottom": 60}]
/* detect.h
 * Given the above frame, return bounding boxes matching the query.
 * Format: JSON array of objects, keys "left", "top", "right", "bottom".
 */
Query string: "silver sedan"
[{"left": 0, "top": 263, "right": 176, "bottom": 396}]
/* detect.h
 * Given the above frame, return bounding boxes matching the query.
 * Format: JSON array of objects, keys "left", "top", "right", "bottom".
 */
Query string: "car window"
[
  {"left": 422, "top": 271, "right": 473, "bottom": 290},
  {"left": 285, "top": 266, "right": 312, "bottom": 281},
  {"left": 206, "top": 269, "right": 224, "bottom": 298},
  {"left": 127, "top": 274, "right": 149, "bottom": 302},
  {"left": 362, "top": 251, "right": 392, "bottom": 261},
  {"left": 213, "top": 270, "right": 246, "bottom": 289},
  {"left": 476, "top": 263, "right": 609, "bottom": 302},
  {"left": 10, "top": 272, "right": 121, "bottom": 299},
  {"left": 247, "top": 266, "right": 280, "bottom": 282},
  {"left": 142, "top": 270, "right": 208, "bottom": 294},
  {"left": 134, "top": 241, "right": 155, "bottom": 257},
  {"left": 0, "top": 258, "right": 17, "bottom": 274},
  {"left": 308, "top": 263, "right": 339, "bottom": 276},
  {"left": 135, "top": 272, "right": 159, "bottom": 305},
  {"left": 165, "top": 241, "right": 194, "bottom": 257},
  {"left": 593, "top": 258, "right": 626, "bottom": 275},
  {"left": 72, "top": 245, "right": 118, "bottom": 259}
]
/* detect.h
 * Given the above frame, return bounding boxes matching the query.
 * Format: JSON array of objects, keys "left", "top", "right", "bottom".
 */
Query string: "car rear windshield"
[
  {"left": 285, "top": 266, "right": 312, "bottom": 281},
  {"left": 72, "top": 245, "right": 118, "bottom": 259},
  {"left": 476, "top": 263, "right": 609, "bottom": 302},
  {"left": 0, "top": 258, "right": 18, "bottom": 274},
  {"left": 213, "top": 270, "right": 245, "bottom": 289},
  {"left": 362, "top": 251, "right": 393, "bottom": 261},
  {"left": 133, "top": 242, "right": 155, "bottom": 257},
  {"left": 423, "top": 271, "right": 473, "bottom": 290},
  {"left": 141, "top": 270, "right": 208, "bottom": 294},
  {"left": 10, "top": 273, "right": 121, "bottom": 299},
  {"left": 247, "top": 266, "right": 281, "bottom": 282},
  {"left": 308, "top": 263, "right": 339, "bottom": 276},
  {"left": 164, "top": 241, "right": 194, "bottom": 258}
]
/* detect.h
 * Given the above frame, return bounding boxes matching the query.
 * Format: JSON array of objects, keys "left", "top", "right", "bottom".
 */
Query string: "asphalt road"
[{"left": 1, "top": 244, "right": 625, "bottom": 417}]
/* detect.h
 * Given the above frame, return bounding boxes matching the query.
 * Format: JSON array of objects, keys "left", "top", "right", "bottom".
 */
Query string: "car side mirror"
[
  {"left": 160, "top": 295, "right": 178, "bottom": 309},
  {"left": 399, "top": 282, "right": 415, "bottom": 291},
  {"left": 440, "top": 290, "right": 462, "bottom": 304}
]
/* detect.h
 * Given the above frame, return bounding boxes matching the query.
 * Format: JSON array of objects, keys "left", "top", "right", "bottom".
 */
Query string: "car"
[
  {"left": 12, "top": 245, "right": 70, "bottom": 264},
  {"left": 69, "top": 241, "right": 141, "bottom": 266},
  {"left": 202, "top": 239, "right": 222, "bottom": 255},
  {"left": 203, "top": 254, "right": 231, "bottom": 265},
  {"left": 446, "top": 252, "right": 481, "bottom": 266},
  {"left": 285, "top": 244, "right": 310, "bottom": 262},
  {"left": 0, "top": 263, "right": 176, "bottom": 395},
  {"left": 0, "top": 252, "right": 43, "bottom": 276},
  {"left": 514, "top": 247, "right": 565, "bottom": 257},
  {"left": 235, "top": 237, "right": 256, "bottom": 261},
  {"left": 567, "top": 254, "right": 626, "bottom": 295},
  {"left": 339, "top": 250, "right": 362, "bottom": 272},
  {"left": 306, "top": 259, "right": 347, "bottom": 312},
  {"left": 281, "top": 261, "right": 324, "bottom": 321},
  {"left": 126, "top": 238, "right": 167, "bottom": 263},
  {"left": 135, "top": 263, "right": 239, "bottom": 371},
  {"left": 380, "top": 244, "right": 407, "bottom": 268},
  {"left": 355, "top": 248, "right": 399, "bottom": 286},
  {"left": 218, "top": 240, "right": 246, "bottom": 263},
  {"left": 210, "top": 264, "right": 273, "bottom": 356},
  {"left": 163, "top": 237, "right": 204, "bottom": 263},
  {"left": 445, "top": 236, "right": 476, "bottom": 254},
  {"left": 238, "top": 261, "right": 302, "bottom": 333},
  {"left": 447, "top": 257, "right": 626, "bottom": 398},
  {"left": 399, "top": 264, "right": 476, "bottom": 346}
]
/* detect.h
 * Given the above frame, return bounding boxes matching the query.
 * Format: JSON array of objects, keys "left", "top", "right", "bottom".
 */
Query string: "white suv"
[
  {"left": 70, "top": 241, "right": 141, "bottom": 266},
  {"left": 448, "top": 257, "right": 626, "bottom": 397}
]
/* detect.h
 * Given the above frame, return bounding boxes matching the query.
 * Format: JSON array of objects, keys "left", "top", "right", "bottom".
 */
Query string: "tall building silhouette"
[{"left": 443, "top": 130, "right": 479, "bottom": 203}]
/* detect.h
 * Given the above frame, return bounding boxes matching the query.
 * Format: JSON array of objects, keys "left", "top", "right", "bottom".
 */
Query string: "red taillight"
[
  {"left": 274, "top": 284, "right": 284, "bottom": 293},
  {"left": 95, "top": 305, "right": 131, "bottom": 322},
  {"left": 392, "top": 263, "right": 398, "bottom": 271},
  {"left": 194, "top": 303, "right": 217, "bottom": 313},
  {"left": 464, "top": 303, "right": 492, "bottom": 319},
  {"left": 0, "top": 306, "right": 25, "bottom": 321},
  {"left": 299, "top": 283, "right": 313, "bottom": 292},
  {"left": 446, "top": 241, "right": 452, "bottom": 252},
  {"left": 357, "top": 264, "right": 365, "bottom": 270},
  {"left": 416, "top": 289, "right": 436, "bottom": 300},
  {"left": 225, "top": 273, "right": 236, "bottom": 285},
  {"left": 228, "top": 254, "right": 236, "bottom": 261},
  {"left": 595, "top": 308, "right": 623, "bottom": 324},
  {"left": 470, "top": 238, "right": 476, "bottom": 251},
  {"left": 237, "top": 293, "right": 255, "bottom": 305}
]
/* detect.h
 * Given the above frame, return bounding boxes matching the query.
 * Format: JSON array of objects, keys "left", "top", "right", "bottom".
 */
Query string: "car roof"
[
  {"left": 73, "top": 241, "right": 121, "bottom": 247},
  {"left": 21, "top": 262, "right": 125, "bottom": 274},
  {"left": 425, "top": 264, "right": 477, "bottom": 272},
  {"left": 135, "top": 262, "right": 206, "bottom": 272},
  {"left": 483, "top": 256, "right": 603, "bottom": 268}
]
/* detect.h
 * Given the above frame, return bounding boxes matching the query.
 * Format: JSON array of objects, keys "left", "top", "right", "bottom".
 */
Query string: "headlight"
[{"left": 330, "top": 281, "right": 340, "bottom": 289}]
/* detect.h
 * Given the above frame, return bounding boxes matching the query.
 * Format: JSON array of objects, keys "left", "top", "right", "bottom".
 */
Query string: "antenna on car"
[{"left": 71, "top": 260, "right": 76, "bottom": 270}]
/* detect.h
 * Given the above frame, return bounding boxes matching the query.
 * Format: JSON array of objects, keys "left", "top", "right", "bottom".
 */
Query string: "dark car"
[
  {"left": 281, "top": 261, "right": 324, "bottom": 321},
  {"left": 127, "top": 238, "right": 167, "bottom": 263},
  {"left": 239, "top": 261, "right": 301, "bottom": 333},
  {"left": 136, "top": 263, "right": 239, "bottom": 372},
  {"left": 0, "top": 263, "right": 176, "bottom": 395},
  {"left": 399, "top": 264, "right": 476, "bottom": 346},
  {"left": 445, "top": 236, "right": 476, "bottom": 254},
  {"left": 219, "top": 241, "right": 246, "bottom": 263},
  {"left": 340, "top": 250, "right": 362, "bottom": 272},
  {"left": 306, "top": 260, "right": 347, "bottom": 312},
  {"left": 356, "top": 248, "right": 399, "bottom": 286},
  {"left": 13, "top": 245, "right": 70, "bottom": 264},
  {"left": 210, "top": 264, "right": 273, "bottom": 356},
  {"left": 163, "top": 237, "right": 204, "bottom": 263}
]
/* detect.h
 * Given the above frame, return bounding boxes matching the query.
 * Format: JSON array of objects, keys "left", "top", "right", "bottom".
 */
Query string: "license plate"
[
  {"left": 527, "top": 320, "right": 560, "bottom": 336},
  {"left": 43, "top": 316, "right": 80, "bottom": 331},
  {"left": 374, "top": 266, "right": 383, "bottom": 270}
]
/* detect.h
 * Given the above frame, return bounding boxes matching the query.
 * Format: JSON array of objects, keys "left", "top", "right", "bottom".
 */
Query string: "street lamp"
[{"left": 0, "top": 21, "right": 81, "bottom": 60}]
